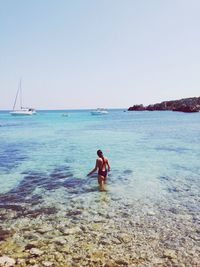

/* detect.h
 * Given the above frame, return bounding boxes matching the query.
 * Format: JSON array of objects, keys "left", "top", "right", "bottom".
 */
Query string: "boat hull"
[
  {"left": 10, "top": 110, "right": 34, "bottom": 116},
  {"left": 91, "top": 109, "right": 108, "bottom": 115}
]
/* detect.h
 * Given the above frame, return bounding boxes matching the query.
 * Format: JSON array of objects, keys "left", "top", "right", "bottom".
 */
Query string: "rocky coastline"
[{"left": 128, "top": 97, "right": 200, "bottom": 113}]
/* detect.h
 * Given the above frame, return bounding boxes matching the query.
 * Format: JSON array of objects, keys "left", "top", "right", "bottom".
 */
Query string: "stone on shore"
[
  {"left": 61, "top": 226, "right": 82, "bottom": 235},
  {"left": 163, "top": 249, "right": 177, "bottom": 259},
  {"left": 0, "top": 256, "right": 16, "bottom": 267},
  {"left": 29, "top": 248, "right": 44, "bottom": 256}
]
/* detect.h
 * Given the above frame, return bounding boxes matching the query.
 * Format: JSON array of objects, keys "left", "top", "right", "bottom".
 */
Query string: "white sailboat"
[
  {"left": 10, "top": 80, "right": 36, "bottom": 116},
  {"left": 91, "top": 108, "right": 108, "bottom": 115}
]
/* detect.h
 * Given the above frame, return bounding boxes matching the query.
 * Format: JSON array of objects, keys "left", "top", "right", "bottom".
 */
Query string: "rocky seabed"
[{"left": 0, "top": 195, "right": 199, "bottom": 267}]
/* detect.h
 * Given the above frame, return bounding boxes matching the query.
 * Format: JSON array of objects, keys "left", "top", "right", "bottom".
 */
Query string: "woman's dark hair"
[{"left": 97, "top": 149, "right": 103, "bottom": 157}]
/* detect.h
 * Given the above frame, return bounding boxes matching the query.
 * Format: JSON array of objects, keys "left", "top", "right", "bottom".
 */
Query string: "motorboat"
[
  {"left": 91, "top": 108, "right": 108, "bottom": 115},
  {"left": 10, "top": 80, "right": 36, "bottom": 116}
]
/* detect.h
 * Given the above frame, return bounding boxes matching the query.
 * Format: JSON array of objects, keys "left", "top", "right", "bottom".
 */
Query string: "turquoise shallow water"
[{"left": 0, "top": 109, "right": 200, "bottom": 214}]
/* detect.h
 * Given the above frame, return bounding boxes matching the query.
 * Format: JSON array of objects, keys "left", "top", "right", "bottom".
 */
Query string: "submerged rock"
[
  {"left": 0, "top": 256, "right": 16, "bottom": 267},
  {"left": 42, "top": 261, "right": 54, "bottom": 267},
  {"left": 36, "top": 225, "right": 53, "bottom": 234},
  {"left": 117, "top": 233, "right": 132, "bottom": 243},
  {"left": 53, "top": 236, "right": 67, "bottom": 245},
  {"left": 25, "top": 241, "right": 39, "bottom": 250},
  {"left": 115, "top": 259, "right": 129, "bottom": 266},
  {"left": 0, "top": 228, "right": 12, "bottom": 241},
  {"left": 163, "top": 249, "right": 177, "bottom": 259},
  {"left": 61, "top": 226, "right": 82, "bottom": 235},
  {"left": 29, "top": 248, "right": 44, "bottom": 256}
]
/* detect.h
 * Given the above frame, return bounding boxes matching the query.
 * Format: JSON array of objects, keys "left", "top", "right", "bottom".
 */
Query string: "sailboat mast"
[
  {"left": 20, "top": 79, "right": 22, "bottom": 109},
  {"left": 12, "top": 80, "right": 21, "bottom": 111}
]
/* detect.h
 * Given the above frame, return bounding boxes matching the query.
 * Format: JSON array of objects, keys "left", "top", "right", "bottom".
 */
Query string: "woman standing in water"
[{"left": 87, "top": 150, "right": 110, "bottom": 191}]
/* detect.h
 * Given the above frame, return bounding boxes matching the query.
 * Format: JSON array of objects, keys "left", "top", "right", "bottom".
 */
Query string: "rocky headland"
[{"left": 128, "top": 96, "right": 200, "bottom": 113}]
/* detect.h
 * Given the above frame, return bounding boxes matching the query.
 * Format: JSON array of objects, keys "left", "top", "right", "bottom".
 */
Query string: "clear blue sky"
[{"left": 1, "top": 0, "right": 200, "bottom": 109}]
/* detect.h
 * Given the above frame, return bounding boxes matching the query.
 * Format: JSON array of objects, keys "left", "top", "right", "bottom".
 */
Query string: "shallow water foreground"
[
  {"left": 0, "top": 110, "right": 200, "bottom": 266},
  {"left": 0, "top": 189, "right": 199, "bottom": 267},
  {"left": 0, "top": 176, "right": 200, "bottom": 267}
]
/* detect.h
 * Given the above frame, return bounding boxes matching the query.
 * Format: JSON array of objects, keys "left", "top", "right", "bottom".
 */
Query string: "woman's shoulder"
[{"left": 97, "top": 157, "right": 108, "bottom": 162}]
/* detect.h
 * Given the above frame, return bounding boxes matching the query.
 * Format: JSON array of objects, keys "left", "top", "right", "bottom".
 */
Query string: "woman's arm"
[{"left": 87, "top": 160, "right": 98, "bottom": 176}]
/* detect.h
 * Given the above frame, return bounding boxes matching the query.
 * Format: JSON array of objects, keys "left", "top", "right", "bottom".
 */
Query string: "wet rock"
[
  {"left": 66, "top": 210, "right": 82, "bottom": 216},
  {"left": 89, "top": 251, "right": 105, "bottom": 263},
  {"left": 25, "top": 241, "right": 38, "bottom": 250},
  {"left": 53, "top": 252, "right": 65, "bottom": 263},
  {"left": 29, "top": 248, "right": 44, "bottom": 256},
  {"left": 24, "top": 232, "right": 40, "bottom": 241},
  {"left": 61, "top": 226, "right": 82, "bottom": 235},
  {"left": 147, "top": 211, "right": 156, "bottom": 216},
  {"left": 16, "top": 258, "right": 26, "bottom": 265},
  {"left": 36, "top": 225, "right": 53, "bottom": 234},
  {"left": 123, "top": 169, "right": 133, "bottom": 175},
  {"left": 58, "top": 244, "right": 70, "bottom": 254},
  {"left": 0, "top": 255, "right": 16, "bottom": 267},
  {"left": 99, "top": 239, "right": 111, "bottom": 246},
  {"left": 89, "top": 223, "right": 103, "bottom": 231},
  {"left": 28, "top": 259, "right": 38, "bottom": 265},
  {"left": 117, "top": 233, "right": 132, "bottom": 243},
  {"left": 110, "top": 237, "right": 122, "bottom": 245},
  {"left": 80, "top": 225, "right": 87, "bottom": 232},
  {"left": 163, "top": 249, "right": 177, "bottom": 259},
  {"left": 25, "top": 207, "right": 57, "bottom": 218},
  {"left": 189, "top": 234, "right": 200, "bottom": 241},
  {"left": 53, "top": 236, "right": 67, "bottom": 245},
  {"left": 72, "top": 255, "right": 82, "bottom": 261},
  {"left": 115, "top": 259, "right": 129, "bottom": 266},
  {"left": 42, "top": 261, "right": 54, "bottom": 267},
  {"left": 104, "top": 261, "right": 115, "bottom": 267},
  {"left": 0, "top": 228, "right": 12, "bottom": 241}
]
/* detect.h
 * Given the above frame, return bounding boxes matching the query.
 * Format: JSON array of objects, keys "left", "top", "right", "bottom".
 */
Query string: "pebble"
[
  {"left": 36, "top": 226, "right": 53, "bottom": 234},
  {"left": 53, "top": 236, "right": 67, "bottom": 245},
  {"left": 147, "top": 211, "right": 156, "bottom": 216},
  {"left": 42, "top": 261, "right": 54, "bottom": 266},
  {"left": 104, "top": 261, "right": 115, "bottom": 267},
  {"left": 29, "top": 248, "right": 44, "bottom": 256},
  {"left": 115, "top": 259, "right": 129, "bottom": 266},
  {"left": 61, "top": 226, "right": 82, "bottom": 235},
  {"left": 163, "top": 249, "right": 177, "bottom": 259},
  {"left": 117, "top": 233, "right": 132, "bottom": 243},
  {"left": 25, "top": 241, "right": 38, "bottom": 250},
  {"left": 0, "top": 256, "right": 16, "bottom": 267}
]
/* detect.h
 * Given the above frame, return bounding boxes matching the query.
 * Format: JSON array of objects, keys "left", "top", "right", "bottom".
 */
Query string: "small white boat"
[
  {"left": 91, "top": 108, "right": 108, "bottom": 115},
  {"left": 10, "top": 80, "right": 36, "bottom": 116}
]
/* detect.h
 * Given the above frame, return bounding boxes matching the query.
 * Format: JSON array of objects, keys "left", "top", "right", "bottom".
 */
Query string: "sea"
[
  {"left": 0, "top": 109, "right": 199, "bottom": 265},
  {"left": 0, "top": 109, "right": 199, "bottom": 201}
]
